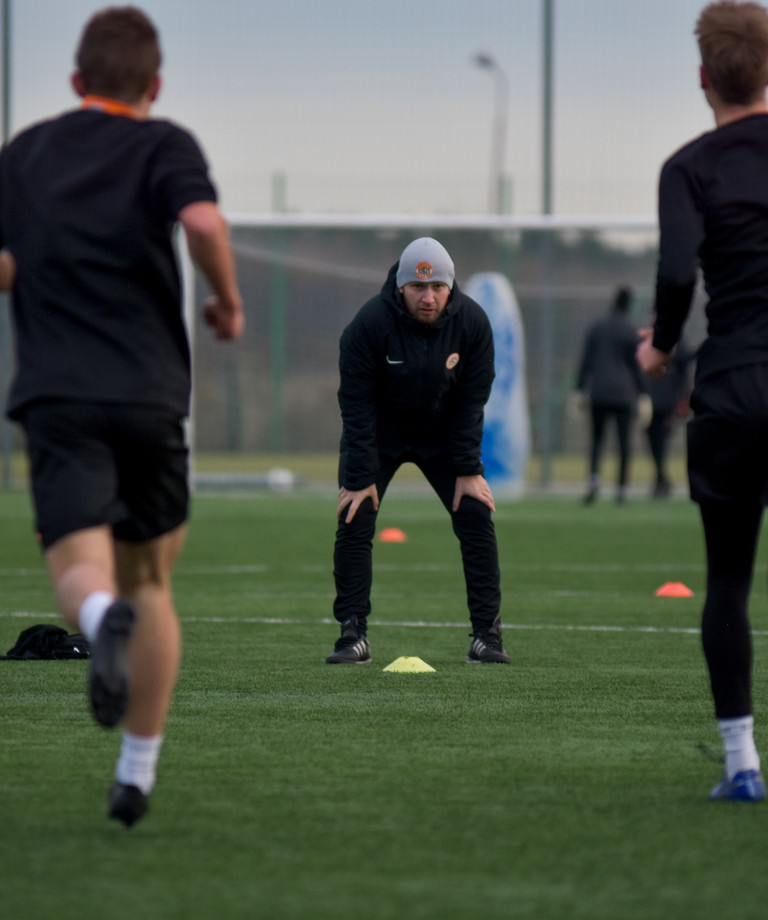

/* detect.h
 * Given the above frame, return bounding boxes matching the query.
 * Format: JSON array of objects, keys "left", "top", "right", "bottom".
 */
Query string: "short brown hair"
[
  {"left": 696, "top": 1, "right": 768, "bottom": 104},
  {"left": 75, "top": 6, "right": 161, "bottom": 103}
]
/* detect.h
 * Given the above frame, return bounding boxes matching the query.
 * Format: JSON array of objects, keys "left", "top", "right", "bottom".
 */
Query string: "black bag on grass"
[{"left": 1, "top": 624, "right": 90, "bottom": 660}]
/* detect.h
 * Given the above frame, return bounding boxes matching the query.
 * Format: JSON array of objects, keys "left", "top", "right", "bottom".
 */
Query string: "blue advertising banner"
[{"left": 465, "top": 272, "right": 531, "bottom": 498}]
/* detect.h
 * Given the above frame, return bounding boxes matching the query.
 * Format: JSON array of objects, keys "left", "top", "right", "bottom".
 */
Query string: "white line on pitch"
[{"left": 4, "top": 610, "right": 768, "bottom": 639}]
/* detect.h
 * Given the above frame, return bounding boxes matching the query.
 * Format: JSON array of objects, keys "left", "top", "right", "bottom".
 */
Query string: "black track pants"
[
  {"left": 589, "top": 403, "right": 632, "bottom": 486},
  {"left": 333, "top": 451, "right": 501, "bottom": 630}
]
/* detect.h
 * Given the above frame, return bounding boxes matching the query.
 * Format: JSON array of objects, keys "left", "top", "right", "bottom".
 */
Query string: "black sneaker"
[
  {"left": 325, "top": 618, "right": 371, "bottom": 664},
  {"left": 466, "top": 616, "right": 511, "bottom": 663},
  {"left": 108, "top": 782, "right": 148, "bottom": 827},
  {"left": 89, "top": 600, "right": 136, "bottom": 727}
]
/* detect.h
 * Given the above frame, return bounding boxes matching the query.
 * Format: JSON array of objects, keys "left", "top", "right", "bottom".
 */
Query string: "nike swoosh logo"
[{"left": 386, "top": 356, "right": 404, "bottom": 364}]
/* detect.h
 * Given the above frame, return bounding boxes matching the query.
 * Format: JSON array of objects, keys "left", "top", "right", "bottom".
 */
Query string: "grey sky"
[{"left": 4, "top": 0, "right": 714, "bottom": 216}]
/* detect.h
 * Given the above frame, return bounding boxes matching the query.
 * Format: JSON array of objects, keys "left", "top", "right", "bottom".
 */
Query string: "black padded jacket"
[{"left": 338, "top": 262, "right": 495, "bottom": 491}]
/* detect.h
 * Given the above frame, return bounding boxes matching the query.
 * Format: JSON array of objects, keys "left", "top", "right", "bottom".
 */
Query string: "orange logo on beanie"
[{"left": 415, "top": 261, "right": 434, "bottom": 280}]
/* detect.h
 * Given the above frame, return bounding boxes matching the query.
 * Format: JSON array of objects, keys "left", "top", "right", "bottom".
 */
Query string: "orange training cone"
[
  {"left": 655, "top": 582, "right": 694, "bottom": 597},
  {"left": 379, "top": 527, "right": 407, "bottom": 543}
]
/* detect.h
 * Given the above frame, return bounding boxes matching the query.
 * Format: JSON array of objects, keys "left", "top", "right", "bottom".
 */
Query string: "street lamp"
[{"left": 472, "top": 52, "right": 510, "bottom": 214}]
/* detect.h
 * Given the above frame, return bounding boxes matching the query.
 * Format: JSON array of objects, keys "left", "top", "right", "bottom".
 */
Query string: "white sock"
[
  {"left": 78, "top": 591, "right": 114, "bottom": 642},
  {"left": 719, "top": 716, "right": 761, "bottom": 780},
  {"left": 115, "top": 732, "right": 164, "bottom": 796}
]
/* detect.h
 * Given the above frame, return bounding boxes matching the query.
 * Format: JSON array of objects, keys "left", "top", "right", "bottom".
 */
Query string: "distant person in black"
[
  {"left": 637, "top": 0, "right": 768, "bottom": 802},
  {"left": 0, "top": 7, "right": 244, "bottom": 826},
  {"left": 645, "top": 342, "right": 693, "bottom": 498},
  {"left": 327, "top": 237, "right": 510, "bottom": 665},
  {"left": 576, "top": 287, "right": 646, "bottom": 504}
]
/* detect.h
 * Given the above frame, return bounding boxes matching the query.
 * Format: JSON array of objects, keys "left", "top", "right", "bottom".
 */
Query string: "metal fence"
[
  {"left": 189, "top": 215, "right": 703, "bottom": 467},
  {"left": 1, "top": 215, "right": 705, "bottom": 486}
]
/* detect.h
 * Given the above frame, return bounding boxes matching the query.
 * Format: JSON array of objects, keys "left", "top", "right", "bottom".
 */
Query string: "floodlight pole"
[
  {"left": 542, "top": 0, "right": 554, "bottom": 216},
  {"left": 538, "top": 0, "right": 556, "bottom": 487},
  {"left": 1, "top": 0, "right": 8, "bottom": 140}
]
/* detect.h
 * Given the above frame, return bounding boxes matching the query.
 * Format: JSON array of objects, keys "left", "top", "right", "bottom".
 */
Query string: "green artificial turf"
[{"left": 1, "top": 487, "right": 768, "bottom": 919}]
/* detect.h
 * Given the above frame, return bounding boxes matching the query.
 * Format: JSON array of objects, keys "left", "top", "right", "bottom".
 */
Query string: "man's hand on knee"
[
  {"left": 452, "top": 475, "right": 495, "bottom": 513},
  {"left": 337, "top": 484, "right": 379, "bottom": 523}
]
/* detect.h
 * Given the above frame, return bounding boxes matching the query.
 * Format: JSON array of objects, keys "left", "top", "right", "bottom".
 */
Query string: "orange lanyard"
[{"left": 81, "top": 95, "right": 139, "bottom": 119}]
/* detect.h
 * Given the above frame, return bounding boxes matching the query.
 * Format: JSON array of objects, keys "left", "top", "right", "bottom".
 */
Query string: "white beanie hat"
[{"left": 396, "top": 237, "right": 455, "bottom": 289}]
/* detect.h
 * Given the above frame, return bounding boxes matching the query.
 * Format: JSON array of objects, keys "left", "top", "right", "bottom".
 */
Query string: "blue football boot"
[{"left": 710, "top": 769, "right": 767, "bottom": 802}]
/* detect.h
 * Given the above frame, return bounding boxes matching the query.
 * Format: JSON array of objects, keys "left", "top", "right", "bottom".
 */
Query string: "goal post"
[{"left": 183, "top": 212, "right": 666, "bottom": 490}]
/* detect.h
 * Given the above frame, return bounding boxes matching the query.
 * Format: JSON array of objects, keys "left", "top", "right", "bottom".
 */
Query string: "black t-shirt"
[
  {"left": 653, "top": 113, "right": 768, "bottom": 382},
  {"left": 0, "top": 107, "right": 217, "bottom": 418}
]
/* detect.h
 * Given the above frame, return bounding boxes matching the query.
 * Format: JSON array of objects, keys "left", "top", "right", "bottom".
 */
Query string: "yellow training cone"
[{"left": 383, "top": 656, "right": 436, "bottom": 673}]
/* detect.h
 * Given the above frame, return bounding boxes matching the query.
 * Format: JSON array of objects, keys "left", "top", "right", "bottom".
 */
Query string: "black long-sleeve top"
[
  {"left": 653, "top": 113, "right": 768, "bottom": 383},
  {"left": 338, "top": 263, "right": 495, "bottom": 491}
]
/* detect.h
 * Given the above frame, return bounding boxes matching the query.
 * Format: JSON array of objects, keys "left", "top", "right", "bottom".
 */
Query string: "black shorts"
[
  {"left": 687, "top": 364, "right": 768, "bottom": 505},
  {"left": 20, "top": 401, "right": 189, "bottom": 548}
]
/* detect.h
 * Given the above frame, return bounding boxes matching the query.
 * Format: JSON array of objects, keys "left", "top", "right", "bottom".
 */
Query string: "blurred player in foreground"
[
  {"left": 637, "top": 0, "right": 768, "bottom": 802},
  {"left": 327, "top": 237, "right": 509, "bottom": 665},
  {"left": 0, "top": 6, "right": 244, "bottom": 825}
]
